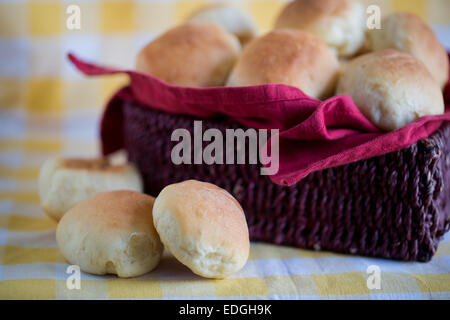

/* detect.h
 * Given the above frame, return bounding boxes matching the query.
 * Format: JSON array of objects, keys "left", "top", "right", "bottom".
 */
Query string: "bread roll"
[
  {"left": 337, "top": 49, "right": 445, "bottom": 131},
  {"left": 136, "top": 22, "right": 241, "bottom": 87},
  {"left": 187, "top": 4, "right": 258, "bottom": 45},
  {"left": 367, "top": 12, "right": 449, "bottom": 89},
  {"left": 38, "top": 158, "right": 142, "bottom": 221},
  {"left": 226, "top": 29, "right": 340, "bottom": 100},
  {"left": 152, "top": 180, "right": 249, "bottom": 279},
  {"left": 274, "top": 0, "right": 366, "bottom": 57},
  {"left": 56, "top": 191, "right": 163, "bottom": 278}
]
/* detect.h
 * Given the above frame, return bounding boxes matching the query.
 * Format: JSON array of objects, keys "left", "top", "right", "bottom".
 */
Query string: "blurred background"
[{"left": 0, "top": 0, "right": 449, "bottom": 165}]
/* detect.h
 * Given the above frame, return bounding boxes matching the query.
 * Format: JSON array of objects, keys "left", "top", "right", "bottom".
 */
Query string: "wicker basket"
[{"left": 123, "top": 101, "right": 450, "bottom": 262}]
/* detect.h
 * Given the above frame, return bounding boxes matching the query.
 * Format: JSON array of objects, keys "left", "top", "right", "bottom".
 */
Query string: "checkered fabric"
[{"left": 1, "top": 0, "right": 450, "bottom": 300}]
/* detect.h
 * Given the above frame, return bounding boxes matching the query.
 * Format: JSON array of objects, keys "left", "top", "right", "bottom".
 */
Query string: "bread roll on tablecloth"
[
  {"left": 38, "top": 158, "right": 142, "bottom": 221},
  {"left": 186, "top": 4, "right": 258, "bottom": 46},
  {"left": 274, "top": 0, "right": 366, "bottom": 58},
  {"left": 56, "top": 191, "right": 163, "bottom": 278},
  {"left": 337, "top": 49, "right": 445, "bottom": 131},
  {"left": 136, "top": 22, "right": 241, "bottom": 87},
  {"left": 226, "top": 29, "right": 339, "bottom": 100},
  {"left": 366, "top": 12, "right": 449, "bottom": 89},
  {"left": 152, "top": 180, "right": 250, "bottom": 279}
]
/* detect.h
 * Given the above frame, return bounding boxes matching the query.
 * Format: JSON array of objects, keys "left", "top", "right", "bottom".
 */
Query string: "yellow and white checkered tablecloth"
[{"left": 1, "top": 0, "right": 450, "bottom": 300}]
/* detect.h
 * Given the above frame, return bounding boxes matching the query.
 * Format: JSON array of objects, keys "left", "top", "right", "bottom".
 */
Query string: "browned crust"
[
  {"left": 275, "top": 0, "right": 353, "bottom": 29},
  {"left": 136, "top": 22, "right": 240, "bottom": 87},
  {"left": 61, "top": 158, "right": 127, "bottom": 172},
  {"left": 227, "top": 29, "right": 339, "bottom": 99}
]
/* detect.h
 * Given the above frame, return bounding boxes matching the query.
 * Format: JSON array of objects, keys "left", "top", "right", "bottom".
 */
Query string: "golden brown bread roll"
[
  {"left": 366, "top": 12, "right": 449, "bottom": 89},
  {"left": 56, "top": 191, "right": 163, "bottom": 278},
  {"left": 186, "top": 3, "right": 258, "bottom": 46},
  {"left": 38, "top": 157, "right": 142, "bottom": 221},
  {"left": 226, "top": 29, "right": 340, "bottom": 100},
  {"left": 152, "top": 180, "right": 249, "bottom": 279},
  {"left": 136, "top": 22, "right": 241, "bottom": 87},
  {"left": 337, "top": 49, "right": 445, "bottom": 131},
  {"left": 274, "top": 0, "right": 366, "bottom": 57}
]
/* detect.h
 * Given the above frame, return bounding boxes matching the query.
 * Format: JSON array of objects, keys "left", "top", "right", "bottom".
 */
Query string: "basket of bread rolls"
[{"left": 66, "top": 0, "right": 450, "bottom": 264}]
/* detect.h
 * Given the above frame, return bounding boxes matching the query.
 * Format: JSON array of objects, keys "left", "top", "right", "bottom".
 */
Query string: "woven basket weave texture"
[{"left": 123, "top": 102, "right": 450, "bottom": 262}]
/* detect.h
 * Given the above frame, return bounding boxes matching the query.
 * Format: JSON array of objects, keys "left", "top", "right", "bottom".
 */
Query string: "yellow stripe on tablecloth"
[
  {"left": 264, "top": 274, "right": 319, "bottom": 296},
  {"left": 365, "top": 272, "right": 421, "bottom": 293},
  {"left": 0, "top": 279, "right": 56, "bottom": 299},
  {"left": 0, "top": 215, "right": 8, "bottom": 229},
  {"left": 0, "top": 138, "right": 63, "bottom": 153},
  {"left": 3, "top": 78, "right": 102, "bottom": 112},
  {"left": 0, "top": 191, "right": 40, "bottom": 204},
  {"left": 100, "top": 1, "right": 136, "bottom": 33},
  {"left": 24, "top": 138, "right": 63, "bottom": 152},
  {"left": 107, "top": 279, "right": 162, "bottom": 299},
  {"left": 412, "top": 273, "right": 450, "bottom": 292},
  {"left": 26, "top": 78, "right": 64, "bottom": 113},
  {"left": 244, "top": 0, "right": 287, "bottom": 31},
  {"left": 99, "top": 75, "right": 130, "bottom": 107},
  {"left": 391, "top": 0, "right": 427, "bottom": 20},
  {"left": 312, "top": 273, "right": 370, "bottom": 295},
  {"left": 56, "top": 280, "right": 109, "bottom": 299},
  {"left": 0, "top": 214, "right": 56, "bottom": 231},
  {"left": 160, "top": 278, "right": 217, "bottom": 297},
  {"left": 0, "top": 165, "right": 40, "bottom": 180},
  {"left": 0, "top": 245, "right": 65, "bottom": 265},
  {"left": 214, "top": 277, "right": 268, "bottom": 297},
  {"left": 28, "top": 1, "right": 63, "bottom": 36}
]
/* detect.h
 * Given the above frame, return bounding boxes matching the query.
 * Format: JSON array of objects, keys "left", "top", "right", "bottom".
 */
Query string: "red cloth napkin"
[{"left": 68, "top": 53, "right": 450, "bottom": 186}]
